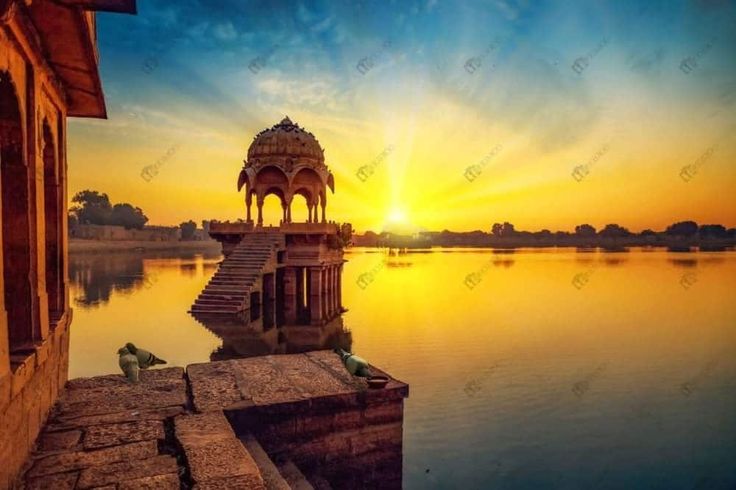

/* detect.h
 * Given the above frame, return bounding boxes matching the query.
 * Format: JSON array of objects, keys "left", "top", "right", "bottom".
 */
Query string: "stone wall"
[
  {"left": 185, "top": 352, "right": 408, "bottom": 489},
  {"left": 0, "top": 313, "right": 71, "bottom": 488},
  {"left": 227, "top": 389, "right": 405, "bottom": 488},
  {"left": 72, "top": 224, "right": 181, "bottom": 242}
]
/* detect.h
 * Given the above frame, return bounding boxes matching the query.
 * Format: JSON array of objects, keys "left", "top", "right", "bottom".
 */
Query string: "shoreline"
[{"left": 69, "top": 239, "right": 222, "bottom": 254}]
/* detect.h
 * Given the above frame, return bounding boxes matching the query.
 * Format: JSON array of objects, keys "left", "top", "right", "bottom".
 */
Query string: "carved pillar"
[
  {"left": 263, "top": 273, "right": 276, "bottom": 328},
  {"left": 331, "top": 265, "right": 338, "bottom": 314},
  {"left": 309, "top": 267, "right": 323, "bottom": 325},
  {"left": 283, "top": 267, "right": 297, "bottom": 324},
  {"left": 324, "top": 267, "right": 331, "bottom": 318},
  {"left": 321, "top": 192, "right": 326, "bottom": 223},
  {"left": 296, "top": 267, "right": 306, "bottom": 323},
  {"left": 337, "top": 263, "right": 343, "bottom": 311},
  {"left": 245, "top": 190, "right": 252, "bottom": 222},
  {"left": 257, "top": 197, "right": 264, "bottom": 226}
]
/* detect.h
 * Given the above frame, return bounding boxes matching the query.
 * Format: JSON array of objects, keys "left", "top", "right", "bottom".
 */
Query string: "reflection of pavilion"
[
  {"left": 191, "top": 312, "right": 352, "bottom": 362},
  {"left": 192, "top": 118, "right": 346, "bottom": 329}
]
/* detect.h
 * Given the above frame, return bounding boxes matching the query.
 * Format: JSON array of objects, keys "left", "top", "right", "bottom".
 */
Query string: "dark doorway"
[{"left": 0, "top": 71, "right": 33, "bottom": 352}]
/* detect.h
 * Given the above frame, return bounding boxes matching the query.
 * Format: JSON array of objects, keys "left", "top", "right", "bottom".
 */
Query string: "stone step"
[
  {"left": 211, "top": 278, "right": 254, "bottom": 284},
  {"left": 209, "top": 278, "right": 256, "bottom": 284},
  {"left": 195, "top": 296, "right": 246, "bottom": 304},
  {"left": 239, "top": 434, "right": 291, "bottom": 490},
  {"left": 191, "top": 234, "right": 281, "bottom": 314},
  {"left": 200, "top": 289, "right": 251, "bottom": 297},
  {"left": 275, "top": 457, "right": 314, "bottom": 490},
  {"left": 200, "top": 289, "right": 252, "bottom": 297},
  {"left": 212, "top": 272, "right": 257, "bottom": 278},
  {"left": 214, "top": 271, "right": 260, "bottom": 277},
  {"left": 199, "top": 289, "right": 248, "bottom": 296},
  {"left": 208, "top": 279, "right": 257, "bottom": 286},
  {"left": 218, "top": 265, "right": 262, "bottom": 270},
  {"left": 306, "top": 474, "right": 333, "bottom": 490},
  {"left": 190, "top": 305, "right": 243, "bottom": 313}
]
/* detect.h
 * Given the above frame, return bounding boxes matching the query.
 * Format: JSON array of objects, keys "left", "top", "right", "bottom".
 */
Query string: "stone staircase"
[{"left": 190, "top": 232, "right": 284, "bottom": 315}]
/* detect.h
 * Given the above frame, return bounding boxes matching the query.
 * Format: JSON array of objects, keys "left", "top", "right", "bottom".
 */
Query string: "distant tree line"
[
  {"left": 69, "top": 190, "right": 215, "bottom": 241},
  {"left": 69, "top": 190, "right": 148, "bottom": 230},
  {"left": 485, "top": 220, "right": 733, "bottom": 239},
  {"left": 354, "top": 220, "right": 735, "bottom": 248}
]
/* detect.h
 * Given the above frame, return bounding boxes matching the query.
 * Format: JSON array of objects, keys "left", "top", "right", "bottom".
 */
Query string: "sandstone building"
[{"left": 0, "top": 0, "right": 135, "bottom": 485}]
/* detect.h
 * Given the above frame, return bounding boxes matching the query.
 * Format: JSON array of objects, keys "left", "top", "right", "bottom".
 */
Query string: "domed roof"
[{"left": 246, "top": 116, "right": 325, "bottom": 167}]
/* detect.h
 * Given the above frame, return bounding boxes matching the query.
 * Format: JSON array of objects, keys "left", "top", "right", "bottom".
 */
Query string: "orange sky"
[{"left": 67, "top": 1, "right": 736, "bottom": 233}]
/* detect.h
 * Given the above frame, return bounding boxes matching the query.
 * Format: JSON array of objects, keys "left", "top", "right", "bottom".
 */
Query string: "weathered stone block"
[
  {"left": 49, "top": 405, "right": 185, "bottom": 432},
  {"left": 10, "top": 353, "right": 36, "bottom": 398},
  {"left": 37, "top": 430, "right": 82, "bottom": 452},
  {"left": 0, "top": 391, "right": 29, "bottom": 485},
  {"left": 364, "top": 401, "right": 403, "bottom": 425},
  {"left": 332, "top": 409, "right": 363, "bottom": 431},
  {"left": 76, "top": 454, "right": 178, "bottom": 489},
  {"left": 83, "top": 419, "right": 165, "bottom": 450},
  {"left": 119, "top": 473, "right": 180, "bottom": 489},
  {"left": 295, "top": 413, "right": 335, "bottom": 437},
  {"left": 348, "top": 422, "right": 403, "bottom": 456},
  {"left": 27, "top": 440, "right": 159, "bottom": 478},
  {"left": 56, "top": 368, "right": 187, "bottom": 418},
  {"left": 175, "top": 412, "right": 264, "bottom": 489},
  {"left": 0, "top": 373, "right": 12, "bottom": 415},
  {"left": 24, "top": 471, "right": 79, "bottom": 490},
  {"left": 34, "top": 340, "right": 50, "bottom": 367}
]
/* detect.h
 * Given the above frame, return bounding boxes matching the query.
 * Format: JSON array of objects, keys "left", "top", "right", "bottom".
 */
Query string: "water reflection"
[
  {"left": 191, "top": 311, "right": 352, "bottom": 361},
  {"left": 70, "top": 254, "right": 149, "bottom": 307},
  {"left": 670, "top": 258, "right": 698, "bottom": 268},
  {"left": 67, "top": 248, "right": 736, "bottom": 489},
  {"left": 70, "top": 251, "right": 221, "bottom": 308}
]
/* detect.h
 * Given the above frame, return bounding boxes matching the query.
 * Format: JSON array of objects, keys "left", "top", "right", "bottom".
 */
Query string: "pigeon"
[
  {"left": 125, "top": 342, "right": 167, "bottom": 369},
  {"left": 334, "top": 348, "right": 372, "bottom": 378},
  {"left": 118, "top": 346, "right": 140, "bottom": 383}
]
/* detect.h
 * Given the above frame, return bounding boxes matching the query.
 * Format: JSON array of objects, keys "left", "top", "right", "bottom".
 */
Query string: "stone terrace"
[{"left": 17, "top": 351, "right": 408, "bottom": 489}]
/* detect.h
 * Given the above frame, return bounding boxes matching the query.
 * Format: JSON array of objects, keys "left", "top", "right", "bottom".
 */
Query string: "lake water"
[{"left": 68, "top": 248, "right": 736, "bottom": 489}]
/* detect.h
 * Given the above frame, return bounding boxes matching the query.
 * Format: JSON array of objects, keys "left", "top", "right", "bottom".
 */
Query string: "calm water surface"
[{"left": 68, "top": 248, "right": 736, "bottom": 489}]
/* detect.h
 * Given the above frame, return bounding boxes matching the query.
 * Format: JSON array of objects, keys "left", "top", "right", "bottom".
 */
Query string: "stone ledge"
[
  {"left": 17, "top": 352, "right": 408, "bottom": 489},
  {"left": 82, "top": 418, "right": 165, "bottom": 450},
  {"left": 76, "top": 454, "right": 178, "bottom": 489},
  {"left": 175, "top": 411, "right": 265, "bottom": 489},
  {"left": 47, "top": 405, "right": 186, "bottom": 432},
  {"left": 54, "top": 367, "right": 187, "bottom": 419},
  {"left": 188, "top": 350, "right": 408, "bottom": 415},
  {"left": 27, "top": 440, "right": 159, "bottom": 478},
  {"left": 5, "top": 312, "right": 71, "bottom": 401}
]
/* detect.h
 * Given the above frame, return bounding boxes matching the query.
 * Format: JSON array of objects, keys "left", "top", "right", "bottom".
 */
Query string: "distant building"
[{"left": 0, "top": 1, "right": 135, "bottom": 485}]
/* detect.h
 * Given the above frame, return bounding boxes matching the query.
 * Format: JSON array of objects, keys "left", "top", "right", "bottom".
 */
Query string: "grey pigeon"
[
  {"left": 118, "top": 346, "right": 139, "bottom": 383},
  {"left": 125, "top": 342, "right": 167, "bottom": 369}
]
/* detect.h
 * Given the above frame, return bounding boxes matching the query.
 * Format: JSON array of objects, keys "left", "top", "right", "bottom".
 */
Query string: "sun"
[{"left": 387, "top": 207, "right": 408, "bottom": 224}]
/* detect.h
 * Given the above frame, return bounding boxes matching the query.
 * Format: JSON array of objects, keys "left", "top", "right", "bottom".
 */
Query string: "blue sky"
[{"left": 68, "top": 0, "right": 736, "bottom": 230}]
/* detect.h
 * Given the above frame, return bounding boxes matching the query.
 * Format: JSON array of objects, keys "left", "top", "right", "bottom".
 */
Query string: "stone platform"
[{"left": 17, "top": 351, "right": 408, "bottom": 489}]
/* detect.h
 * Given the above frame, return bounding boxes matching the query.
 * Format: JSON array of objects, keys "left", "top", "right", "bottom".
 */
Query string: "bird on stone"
[
  {"left": 334, "top": 348, "right": 372, "bottom": 378},
  {"left": 118, "top": 346, "right": 139, "bottom": 383},
  {"left": 125, "top": 342, "right": 167, "bottom": 369}
]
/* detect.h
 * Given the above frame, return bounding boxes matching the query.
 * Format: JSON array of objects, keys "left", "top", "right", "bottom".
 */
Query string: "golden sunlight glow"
[{"left": 387, "top": 207, "right": 408, "bottom": 224}]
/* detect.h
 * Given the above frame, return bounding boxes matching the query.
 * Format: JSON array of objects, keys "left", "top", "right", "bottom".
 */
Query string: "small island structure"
[{"left": 192, "top": 117, "right": 346, "bottom": 328}]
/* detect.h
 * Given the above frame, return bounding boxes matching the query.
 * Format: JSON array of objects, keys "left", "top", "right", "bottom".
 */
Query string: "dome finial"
[{"left": 280, "top": 115, "right": 292, "bottom": 125}]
